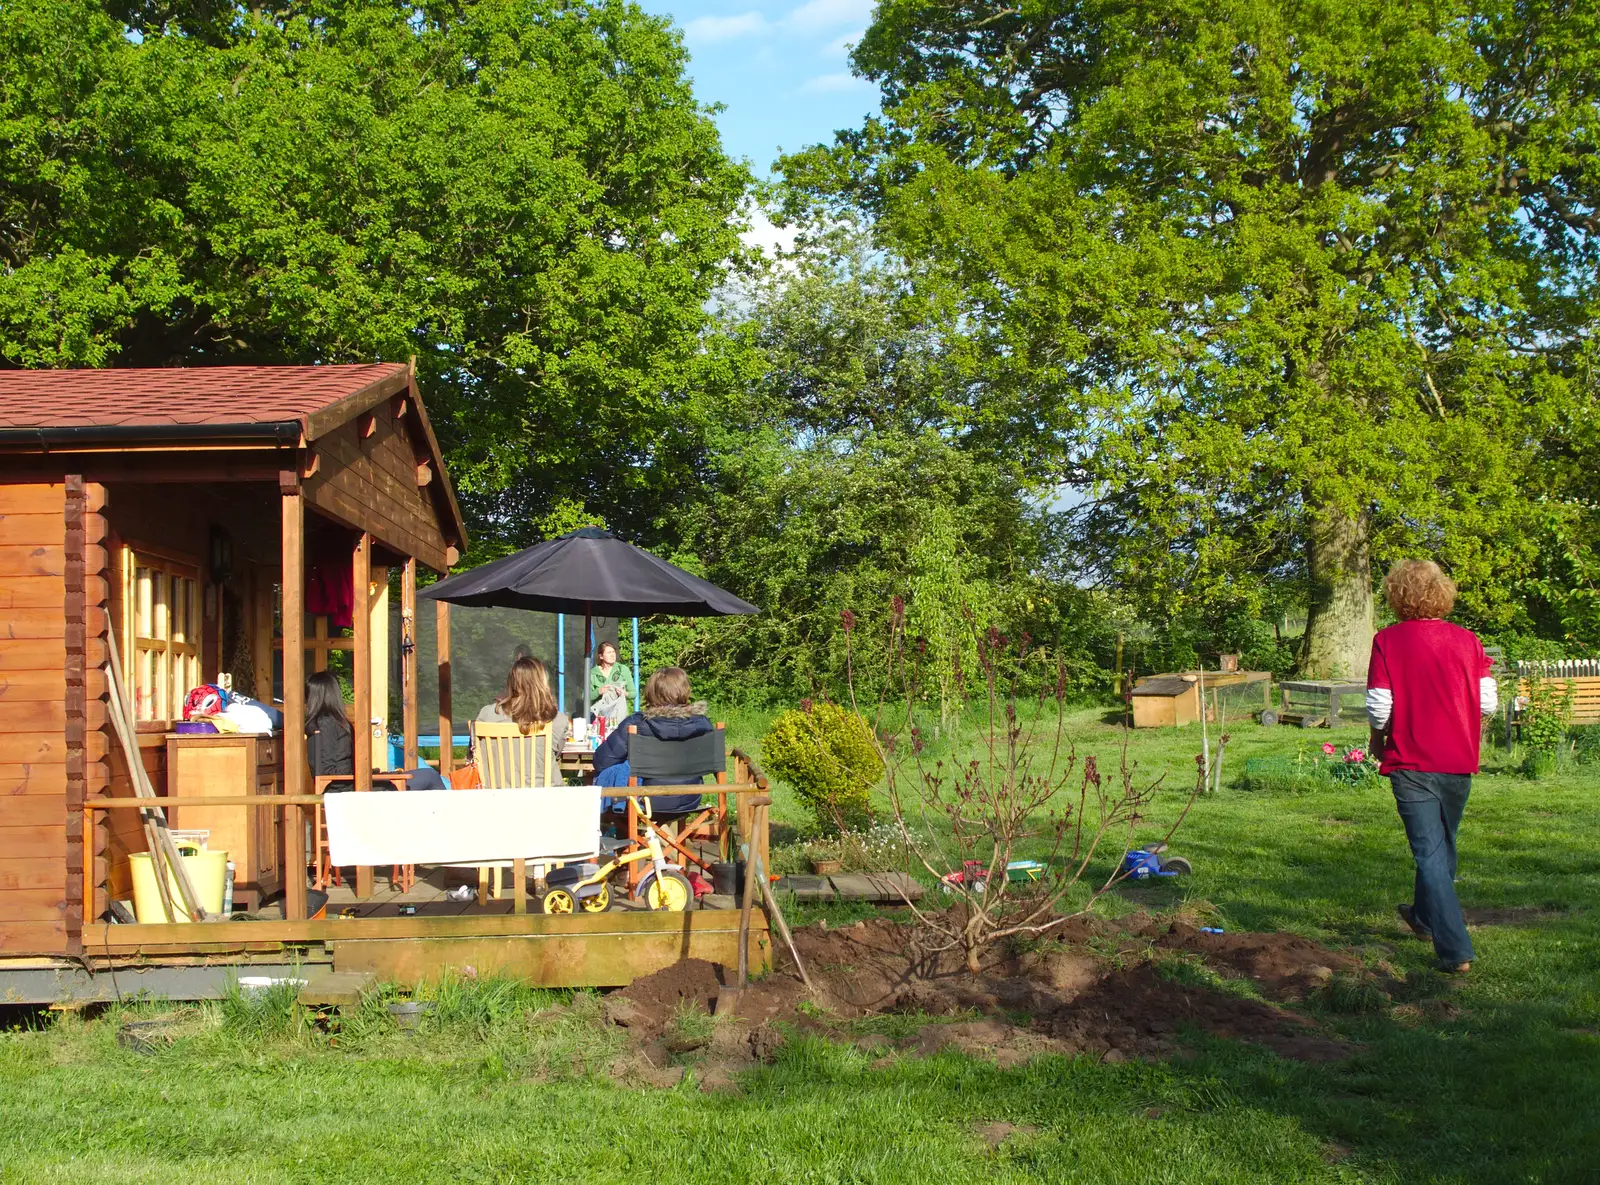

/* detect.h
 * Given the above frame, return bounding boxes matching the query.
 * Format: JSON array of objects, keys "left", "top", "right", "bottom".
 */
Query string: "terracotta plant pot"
[{"left": 810, "top": 858, "right": 842, "bottom": 876}]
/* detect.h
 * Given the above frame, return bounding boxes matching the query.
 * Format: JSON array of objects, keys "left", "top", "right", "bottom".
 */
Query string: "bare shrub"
[{"left": 844, "top": 599, "right": 1202, "bottom": 974}]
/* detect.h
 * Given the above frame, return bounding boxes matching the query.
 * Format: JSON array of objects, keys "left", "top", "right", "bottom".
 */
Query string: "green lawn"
[{"left": 2, "top": 710, "right": 1597, "bottom": 1184}]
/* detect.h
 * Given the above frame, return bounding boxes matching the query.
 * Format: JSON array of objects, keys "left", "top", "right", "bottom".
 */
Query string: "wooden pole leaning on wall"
[
  {"left": 437, "top": 599, "right": 453, "bottom": 775},
  {"left": 402, "top": 558, "right": 419, "bottom": 773},
  {"left": 280, "top": 476, "right": 308, "bottom": 923},
  {"left": 353, "top": 531, "right": 373, "bottom": 900}
]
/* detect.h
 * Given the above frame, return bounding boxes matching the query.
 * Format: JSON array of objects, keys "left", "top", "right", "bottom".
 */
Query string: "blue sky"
[{"left": 650, "top": 0, "right": 884, "bottom": 179}]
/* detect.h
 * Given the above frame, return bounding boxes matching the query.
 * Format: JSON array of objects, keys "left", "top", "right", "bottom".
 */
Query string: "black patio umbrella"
[{"left": 419, "top": 527, "right": 757, "bottom": 713}]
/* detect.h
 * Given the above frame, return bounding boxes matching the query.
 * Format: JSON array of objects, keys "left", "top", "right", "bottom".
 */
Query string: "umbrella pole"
[
  {"left": 557, "top": 612, "right": 565, "bottom": 715},
  {"left": 632, "top": 617, "right": 640, "bottom": 714},
  {"left": 583, "top": 603, "right": 592, "bottom": 719}
]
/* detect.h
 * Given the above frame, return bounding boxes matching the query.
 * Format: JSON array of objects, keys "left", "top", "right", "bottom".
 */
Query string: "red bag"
[{"left": 448, "top": 763, "right": 481, "bottom": 790}]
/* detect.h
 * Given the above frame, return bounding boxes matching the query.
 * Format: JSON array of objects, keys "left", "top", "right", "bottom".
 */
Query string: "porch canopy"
[{"left": 420, "top": 527, "right": 756, "bottom": 712}]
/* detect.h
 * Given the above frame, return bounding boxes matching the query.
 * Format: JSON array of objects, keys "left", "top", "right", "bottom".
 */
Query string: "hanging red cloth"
[{"left": 305, "top": 534, "right": 356, "bottom": 629}]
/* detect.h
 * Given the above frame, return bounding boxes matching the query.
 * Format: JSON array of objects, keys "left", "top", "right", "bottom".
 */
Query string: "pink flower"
[
  {"left": 1322, "top": 742, "right": 1337, "bottom": 755},
  {"left": 1347, "top": 748, "right": 1366, "bottom": 763}
]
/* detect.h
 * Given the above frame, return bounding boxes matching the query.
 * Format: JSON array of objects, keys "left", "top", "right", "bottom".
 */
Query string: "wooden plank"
[
  {"left": 0, "top": 641, "right": 67, "bottom": 673},
  {"left": 0, "top": 670, "right": 68, "bottom": 702},
  {"left": 0, "top": 701, "right": 69, "bottom": 730},
  {"left": 0, "top": 485, "right": 66, "bottom": 514},
  {"left": 0, "top": 546, "right": 65, "bottom": 577},
  {"left": 0, "top": 797, "right": 64, "bottom": 827},
  {"left": 352, "top": 531, "right": 373, "bottom": 901},
  {"left": 0, "top": 765, "right": 67, "bottom": 796},
  {"left": 84, "top": 907, "right": 766, "bottom": 952},
  {"left": 0, "top": 734, "right": 66, "bottom": 764},
  {"left": 0, "top": 513, "right": 65, "bottom": 547},
  {"left": 0, "top": 576, "right": 90, "bottom": 609},
  {"left": 0, "top": 858, "right": 66, "bottom": 891},
  {"left": 402, "top": 558, "right": 419, "bottom": 771},
  {"left": 331, "top": 927, "right": 765, "bottom": 987},
  {"left": 437, "top": 600, "right": 452, "bottom": 774},
  {"left": 0, "top": 890, "right": 69, "bottom": 920},
  {"left": 0, "top": 824, "right": 67, "bottom": 856},
  {"left": 0, "top": 920, "right": 68, "bottom": 954},
  {"left": 281, "top": 486, "right": 307, "bottom": 924}
]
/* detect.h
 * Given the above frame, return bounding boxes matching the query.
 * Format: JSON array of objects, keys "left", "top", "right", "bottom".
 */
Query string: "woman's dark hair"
[
  {"left": 305, "top": 671, "right": 351, "bottom": 735},
  {"left": 596, "top": 640, "right": 619, "bottom": 664}
]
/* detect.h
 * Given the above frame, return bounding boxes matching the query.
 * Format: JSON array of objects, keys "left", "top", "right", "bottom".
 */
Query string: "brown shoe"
[
  {"left": 1397, "top": 904, "right": 1432, "bottom": 941},
  {"left": 1439, "top": 962, "right": 1472, "bottom": 975}
]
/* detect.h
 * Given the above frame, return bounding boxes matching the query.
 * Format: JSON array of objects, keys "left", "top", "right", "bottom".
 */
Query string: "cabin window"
[{"left": 120, "top": 550, "right": 202, "bottom": 724}]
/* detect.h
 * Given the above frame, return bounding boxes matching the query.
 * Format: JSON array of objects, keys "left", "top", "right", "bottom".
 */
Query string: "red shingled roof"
[{"left": 0, "top": 363, "right": 410, "bottom": 431}]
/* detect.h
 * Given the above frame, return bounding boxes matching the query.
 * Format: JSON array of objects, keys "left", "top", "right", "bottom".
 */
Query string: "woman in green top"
[{"left": 588, "top": 640, "right": 636, "bottom": 718}]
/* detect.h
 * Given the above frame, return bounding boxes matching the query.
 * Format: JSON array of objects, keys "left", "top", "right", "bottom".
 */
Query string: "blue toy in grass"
[{"left": 1122, "top": 847, "right": 1193, "bottom": 879}]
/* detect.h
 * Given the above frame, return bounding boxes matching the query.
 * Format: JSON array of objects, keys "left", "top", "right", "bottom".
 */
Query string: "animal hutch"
[
  {"left": 1130, "top": 670, "right": 1273, "bottom": 728},
  {"left": 0, "top": 365, "right": 765, "bottom": 1004}
]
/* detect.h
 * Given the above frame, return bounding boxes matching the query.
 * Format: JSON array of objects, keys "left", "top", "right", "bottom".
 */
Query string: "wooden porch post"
[
  {"left": 403, "top": 558, "right": 419, "bottom": 772},
  {"left": 353, "top": 531, "right": 373, "bottom": 900},
  {"left": 280, "top": 474, "right": 308, "bottom": 922},
  {"left": 437, "top": 600, "right": 453, "bottom": 775}
]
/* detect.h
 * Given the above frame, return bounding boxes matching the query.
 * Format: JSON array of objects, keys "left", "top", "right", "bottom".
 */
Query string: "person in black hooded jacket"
[{"left": 592, "top": 666, "right": 711, "bottom": 815}]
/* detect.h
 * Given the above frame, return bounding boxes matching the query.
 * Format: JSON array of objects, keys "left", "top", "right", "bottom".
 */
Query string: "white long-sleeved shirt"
[{"left": 1366, "top": 678, "right": 1497, "bottom": 729}]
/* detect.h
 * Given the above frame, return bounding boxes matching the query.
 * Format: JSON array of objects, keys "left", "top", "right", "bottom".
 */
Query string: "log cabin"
[
  {"left": 0, "top": 363, "right": 466, "bottom": 956},
  {"left": 0, "top": 364, "right": 766, "bottom": 1002}
]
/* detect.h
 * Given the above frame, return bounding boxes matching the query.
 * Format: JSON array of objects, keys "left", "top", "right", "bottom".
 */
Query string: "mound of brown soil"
[{"left": 603, "top": 911, "right": 1363, "bottom": 1076}]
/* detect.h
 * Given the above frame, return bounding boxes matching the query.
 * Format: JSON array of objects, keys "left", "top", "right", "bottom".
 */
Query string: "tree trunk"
[{"left": 1301, "top": 504, "right": 1374, "bottom": 679}]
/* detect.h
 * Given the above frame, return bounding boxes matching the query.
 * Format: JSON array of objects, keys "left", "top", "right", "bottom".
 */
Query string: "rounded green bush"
[{"left": 762, "top": 702, "right": 883, "bottom": 833}]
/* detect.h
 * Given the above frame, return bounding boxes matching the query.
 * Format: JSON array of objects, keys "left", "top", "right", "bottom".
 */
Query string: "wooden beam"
[
  {"left": 436, "top": 599, "right": 452, "bottom": 775},
  {"left": 415, "top": 462, "right": 433, "bottom": 487},
  {"left": 280, "top": 479, "right": 308, "bottom": 923},
  {"left": 301, "top": 366, "right": 412, "bottom": 442},
  {"left": 357, "top": 411, "right": 377, "bottom": 440},
  {"left": 299, "top": 449, "right": 321, "bottom": 479},
  {"left": 251, "top": 565, "right": 274, "bottom": 702},
  {"left": 63, "top": 475, "right": 86, "bottom": 954},
  {"left": 402, "top": 558, "right": 419, "bottom": 772},
  {"left": 352, "top": 531, "right": 373, "bottom": 900},
  {"left": 369, "top": 567, "right": 389, "bottom": 771}
]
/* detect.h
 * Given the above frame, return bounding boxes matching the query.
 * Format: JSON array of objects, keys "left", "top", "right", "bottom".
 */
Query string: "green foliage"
[
  {"left": 1569, "top": 725, "right": 1600, "bottom": 767},
  {"left": 783, "top": 0, "right": 1600, "bottom": 671},
  {"left": 0, "top": 0, "right": 749, "bottom": 544},
  {"left": 1520, "top": 677, "right": 1574, "bottom": 758},
  {"left": 762, "top": 701, "right": 883, "bottom": 833}
]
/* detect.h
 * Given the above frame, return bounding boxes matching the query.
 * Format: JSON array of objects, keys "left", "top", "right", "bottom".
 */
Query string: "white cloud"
[
  {"left": 787, "top": 0, "right": 875, "bottom": 33},
  {"left": 800, "top": 71, "right": 873, "bottom": 93},
  {"left": 823, "top": 29, "right": 865, "bottom": 58},
  {"left": 683, "top": 11, "right": 770, "bottom": 44},
  {"left": 740, "top": 205, "right": 800, "bottom": 259}
]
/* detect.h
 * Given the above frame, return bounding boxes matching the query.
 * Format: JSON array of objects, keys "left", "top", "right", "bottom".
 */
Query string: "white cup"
[{"left": 571, "top": 717, "right": 587, "bottom": 743}]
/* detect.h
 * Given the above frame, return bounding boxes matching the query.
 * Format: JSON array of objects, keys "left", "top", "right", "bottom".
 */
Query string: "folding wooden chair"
[
  {"left": 622, "top": 723, "right": 730, "bottom": 891},
  {"left": 468, "top": 720, "right": 557, "bottom": 905},
  {"left": 312, "top": 774, "right": 415, "bottom": 894}
]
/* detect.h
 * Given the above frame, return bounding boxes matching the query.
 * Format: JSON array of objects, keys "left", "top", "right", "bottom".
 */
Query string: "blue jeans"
[
  {"left": 596, "top": 761, "right": 630, "bottom": 811},
  {"left": 1390, "top": 770, "right": 1475, "bottom": 965}
]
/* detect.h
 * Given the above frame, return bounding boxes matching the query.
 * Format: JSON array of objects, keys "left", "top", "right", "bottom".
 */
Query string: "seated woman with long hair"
[
  {"left": 476, "top": 656, "right": 570, "bottom": 785},
  {"left": 305, "top": 670, "right": 446, "bottom": 791}
]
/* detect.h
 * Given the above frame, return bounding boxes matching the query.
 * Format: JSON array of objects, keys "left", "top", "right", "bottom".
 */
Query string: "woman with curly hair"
[{"left": 1366, "top": 560, "right": 1498, "bottom": 974}]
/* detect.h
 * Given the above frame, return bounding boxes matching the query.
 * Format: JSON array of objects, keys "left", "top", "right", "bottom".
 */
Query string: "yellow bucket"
[{"left": 130, "top": 844, "right": 228, "bottom": 923}]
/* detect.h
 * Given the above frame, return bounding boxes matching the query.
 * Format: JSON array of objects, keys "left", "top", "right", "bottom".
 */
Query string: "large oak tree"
[
  {"left": 0, "top": 0, "right": 749, "bottom": 543},
  {"left": 785, "top": 0, "right": 1599, "bottom": 675}
]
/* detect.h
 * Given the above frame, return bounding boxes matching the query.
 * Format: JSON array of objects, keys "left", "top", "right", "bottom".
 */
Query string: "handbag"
[{"left": 448, "top": 762, "right": 481, "bottom": 790}]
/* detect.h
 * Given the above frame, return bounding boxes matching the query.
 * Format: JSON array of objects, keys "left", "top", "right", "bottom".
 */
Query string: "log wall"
[{"left": 0, "top": 482, "right": 70, "bottom": 953}]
